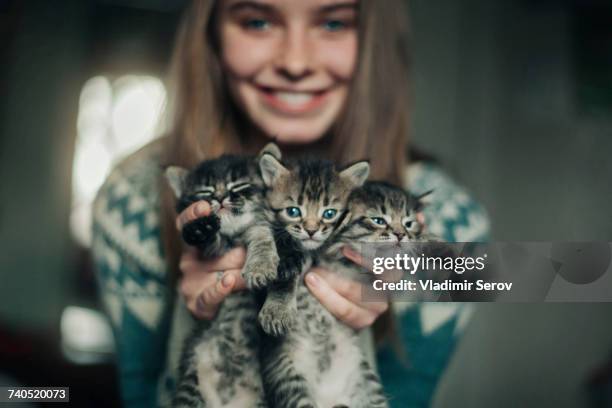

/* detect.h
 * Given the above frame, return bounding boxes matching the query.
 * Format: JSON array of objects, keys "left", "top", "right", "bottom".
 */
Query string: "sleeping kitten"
[
  {"left": 261, "top": 181, "right": 435, "bottom": 408},
  {"left": 165, "top": 144, "right": 282, "bottom": 408},
  {"left": 256, "top": 153, "right": 373, "bottom": 408}
]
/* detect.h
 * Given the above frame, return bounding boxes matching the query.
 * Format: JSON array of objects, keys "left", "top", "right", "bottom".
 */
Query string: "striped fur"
[
  {"left": 261, "top": 182, "right": 433, "bottom": 408},
  {"left": 258, "top": 155, "right": 380, "bottom": 407},
  {"left": 166, "top": 145, "right": 281, "bottom": 408}
]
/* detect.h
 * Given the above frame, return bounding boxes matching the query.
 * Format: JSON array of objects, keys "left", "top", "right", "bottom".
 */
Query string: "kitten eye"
[
  {"left": 370, "top": 217, "right": 386, "bottom": 226},
  {"left": 285, "top": 207, "right": 302, "bottom": 218},
  {"left": 230, "top": 183, "right": 251, "bottom": 193},
  {"left": 404, "top": 221, "right": 413, "bottom": 228},
  {"left": 193, "top": 191, "right": 212, "bottom": 199},
  {"left": 322, "top": 209, "right": 338, "bottom": 220}
]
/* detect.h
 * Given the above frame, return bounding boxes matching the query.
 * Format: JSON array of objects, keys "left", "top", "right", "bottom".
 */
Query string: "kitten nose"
[
  {"left": 305, "top": 228, "right": 317, "bottom": 237},
  {"left": 394, "top": 232, "right": 405, "bottom": 241}
]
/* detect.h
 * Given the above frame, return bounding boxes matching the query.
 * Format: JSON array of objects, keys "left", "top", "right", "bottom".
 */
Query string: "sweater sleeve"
[
  {"left": 376, "top": 162, "right": 491, "bottom": 408},
  {"left": 91, "top": 145, "right": 173, "bottom": 408}
]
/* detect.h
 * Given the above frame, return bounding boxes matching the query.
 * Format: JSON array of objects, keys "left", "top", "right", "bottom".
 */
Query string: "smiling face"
[{"left": 218, "top": 0, "right": 358, "bottom": 143}]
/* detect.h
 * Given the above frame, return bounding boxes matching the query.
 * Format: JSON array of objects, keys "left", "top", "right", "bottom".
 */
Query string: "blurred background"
[{"left": 0, "top": 0, "right": 611, "bottom": 407}]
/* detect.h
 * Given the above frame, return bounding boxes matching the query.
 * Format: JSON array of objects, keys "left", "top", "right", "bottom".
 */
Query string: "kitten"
[
  {"left": 165, "top": 144, "right": 282, "bottom": 408},
  {"left": 256, "top": 153, "right": 374, "bottom": 408},
  {"left": 261, "top": 181, "right": 434, "bottom": 408},
  {"left": 330, "top": 181, "right": 435, "bottom": 247}
]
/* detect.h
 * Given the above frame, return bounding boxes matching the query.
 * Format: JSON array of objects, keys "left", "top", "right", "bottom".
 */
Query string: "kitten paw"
[
  {"left": 243, "top": 257, "right": 279, "bottom": 290},
  {"left": 258, "top": 302, "right": 297, "bottom": 337},
  {"left": 182, "top": 215, "right": 220, "bottom": 246}
]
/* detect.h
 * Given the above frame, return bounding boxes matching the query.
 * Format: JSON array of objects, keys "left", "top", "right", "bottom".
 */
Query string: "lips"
[{"left": 257, "top": 85, "right": 330, "bottom": 115}]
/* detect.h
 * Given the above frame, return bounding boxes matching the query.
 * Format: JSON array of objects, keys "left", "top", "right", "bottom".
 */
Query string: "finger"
[
  {"left": 312, "top": 268, "right": 389, "bottom": 314},
  {"left": 342, "top": 246, "right": 365, "bottom": 266},
  {"left": 178, "top": 247, "right": 203, "bottom": 272},
  {"left": 222, "top": 268, "right": 247, "bottom": 291},
  {"left": 181, "top": 272, "right": 217, "bottom": 319},
  {"left": 176, "top": 201, "right": 212, "bottom": 231},
  {"left": 311, "top": 267, "right": 363, "bottom": 301},
  {"left": 190, "top": 271, "right": 238, "bottom": 320},
  {"left": 305, "top": 272, "right": 379, "bottom": 330},
  {"left": 200, "top": 272, "right": 236, "bottom": 307},
  {"left": 198, "top": 247, "right": 247, "bottom": 273},
  {"left": 192, "top": 298, "right": 218, "bottom": 320},
  {"left": 179, "top": 268, "right": 217, "bottom": 301},
  {"left": 417, "top": 212, "right": 426, "bottom": 230}
]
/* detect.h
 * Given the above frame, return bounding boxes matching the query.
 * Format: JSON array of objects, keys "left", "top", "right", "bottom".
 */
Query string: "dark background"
[{"left": 0, "top": 0, "right": 611, "bottom": 406}]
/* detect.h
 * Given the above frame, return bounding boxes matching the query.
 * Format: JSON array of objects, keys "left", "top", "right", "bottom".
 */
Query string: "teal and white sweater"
[{"left": 92, "top": 139, "right": 490, "bottom": 408}]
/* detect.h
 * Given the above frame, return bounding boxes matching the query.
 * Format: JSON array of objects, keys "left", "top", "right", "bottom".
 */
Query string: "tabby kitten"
[
  {"left": 256, "top": 153, "right": 373, "bottom": 408},
  {"left": 165, "top": 144, "right": 281, "bottom": 408},
  {"left": 330, "top": 181, "right": 434, "bottom": 248},
  {"left": 261, "top": 181, "right": 434, "bottom": 408}
]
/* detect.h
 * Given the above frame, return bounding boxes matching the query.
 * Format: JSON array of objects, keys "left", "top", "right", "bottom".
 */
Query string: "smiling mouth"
[{"left": 256, "top": 85, "right": 331, "bottom": 115}]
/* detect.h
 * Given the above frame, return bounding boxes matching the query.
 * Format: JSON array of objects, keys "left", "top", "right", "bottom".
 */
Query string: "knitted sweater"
[{"left": 92, "top": 139, "right": 490, "bottom": 408}]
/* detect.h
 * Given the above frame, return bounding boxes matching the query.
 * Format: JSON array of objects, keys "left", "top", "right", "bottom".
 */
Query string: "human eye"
[
  {"left": 243, "top": 17, "right": 271, "bottom": 31},
  {"left": 317, "top": 7, "right": 357, "bottom": 33},
  {"left": 322, "top": 19, "right": 347, "bottom": 32}
]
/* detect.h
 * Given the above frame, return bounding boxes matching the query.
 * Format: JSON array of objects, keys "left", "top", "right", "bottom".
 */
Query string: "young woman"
[{"left": 92, "top": 0, "right": 490, "bottom": 407}]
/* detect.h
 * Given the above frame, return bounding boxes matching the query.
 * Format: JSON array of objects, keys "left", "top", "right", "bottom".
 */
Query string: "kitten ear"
[
  {"left": 164, "top": 166, "right": 188, "bottom": 198},
  {"left": 339, "top": 161, "right": 370, "bottom": 187},
  {"left": 259, "top": 153, "right": 288, "bottom": 187},
  {"left": 258, "top": 142, "right": 282, "bottom": 160},
  {"left": 414, "top": 189, "right": 434, "bottom": 212}
]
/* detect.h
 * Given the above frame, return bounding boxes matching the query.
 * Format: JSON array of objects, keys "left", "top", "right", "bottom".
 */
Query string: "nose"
[
  {"left": 275, "top": 25, "right": 313, "bottom": 81},
  {"left": 394, "top": 232, "right": 405, "bottom": 241},
  {"left": 305, "top": 227, "right": 318, "bottom": 237}
]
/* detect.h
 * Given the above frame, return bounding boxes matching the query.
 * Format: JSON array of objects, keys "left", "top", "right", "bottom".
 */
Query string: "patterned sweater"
[{"left": 92, "top": 139, "right": 490, "bottom": 408}]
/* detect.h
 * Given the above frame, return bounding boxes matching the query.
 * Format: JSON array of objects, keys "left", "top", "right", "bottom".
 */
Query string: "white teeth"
[{"left": 274, "top": 92, "right": 314, "bottom": 107}]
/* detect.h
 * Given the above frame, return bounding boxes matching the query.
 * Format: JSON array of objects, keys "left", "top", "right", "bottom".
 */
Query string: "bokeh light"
[{"left": 70, "top": 75, "right": 166, "bottom": 246}]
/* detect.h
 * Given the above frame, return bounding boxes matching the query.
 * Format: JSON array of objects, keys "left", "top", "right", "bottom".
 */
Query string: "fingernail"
[
  {"left": 196, "top": 202, "right": 208, "bottom": 216},
  {"left": 306, "top": 273, "right": 319, "bottom": 287},
  {"left": 222, "top": 274, "right": 234, "bottom": 288}
]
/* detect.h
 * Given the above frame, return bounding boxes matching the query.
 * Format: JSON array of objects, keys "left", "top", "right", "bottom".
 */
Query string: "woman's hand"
[
  {"left": 304, "top": 246, "right": 389, "bottom": 330},
  {"left": 304, "top": 212, "right": 426, "bottom": 329},
  {"left": 177, "top": 201, "right": 246, "bottom": 319}
]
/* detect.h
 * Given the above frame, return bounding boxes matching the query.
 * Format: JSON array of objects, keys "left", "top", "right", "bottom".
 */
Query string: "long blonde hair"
[{"left": 160, "top": 0, "right": 412, "bottom": 342}]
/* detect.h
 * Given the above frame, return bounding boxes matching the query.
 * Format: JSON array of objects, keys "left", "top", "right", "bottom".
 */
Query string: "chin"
[{"left": 302, "top": 239, "right": 323, "bottom": 250}]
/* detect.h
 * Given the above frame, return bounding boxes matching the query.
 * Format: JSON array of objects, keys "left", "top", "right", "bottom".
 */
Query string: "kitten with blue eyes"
[
  {"left": 256, "top": 153, "right": 370, "bottom": 335},
  {"left": 260, "top": 181, "right": 436, "bottom": 408},
  {"left": 257, "top": 153, "right": 378, "bottom": 408},
  {"left": 336, "top": 181, "right": 435, "bottom": 245},
  {"left": 165, "top": 144, "right": 283, "bottom": 408}
]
